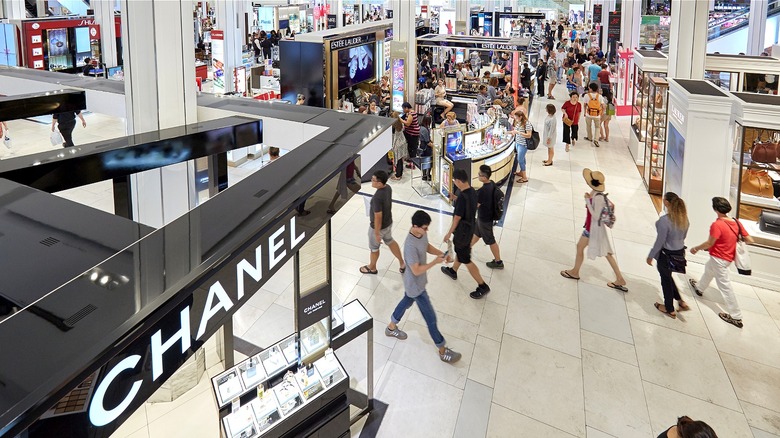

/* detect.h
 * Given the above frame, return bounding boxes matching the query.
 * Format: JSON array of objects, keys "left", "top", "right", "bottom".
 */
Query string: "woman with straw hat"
[{"left": 560, "top": 168, "right": 628, "bottom": 292}]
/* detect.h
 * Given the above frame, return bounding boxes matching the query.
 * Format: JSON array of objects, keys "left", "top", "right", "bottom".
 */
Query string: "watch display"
[{"left": 215, "top": 370, "right": 244, "bottom": 405}]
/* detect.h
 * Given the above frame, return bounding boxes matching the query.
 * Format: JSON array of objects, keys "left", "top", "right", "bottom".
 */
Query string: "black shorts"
[
  {"left": 454, "top": 243, "right": 472, "bottom": 265},
  {"left": 474, "top": 220, "right": 496, "bottom": 245}
]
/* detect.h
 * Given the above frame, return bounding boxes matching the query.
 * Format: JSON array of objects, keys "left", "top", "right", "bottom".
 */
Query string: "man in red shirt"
[
  {"left": 689, "top": 197, "right": 753, "bottom": 328},
  {"left": 597, "top": 63, "right": 611, "bottom": 92}
]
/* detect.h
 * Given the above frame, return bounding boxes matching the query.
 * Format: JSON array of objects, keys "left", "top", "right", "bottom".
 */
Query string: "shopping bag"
[
  {"left": 3, "top": 136, "right": 10, "bottom": 149},
  {"left": 50, "top": 130, "right": 64, "bottom": 146}
]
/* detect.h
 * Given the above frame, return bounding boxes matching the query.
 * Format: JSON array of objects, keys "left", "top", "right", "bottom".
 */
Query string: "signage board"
[
  {"left": 329, "top": 33, "right": 376, "bottom": 51},
  {"left": 327, "top": 14, "right": 337, "bottom": 29},
  {"left": 391, "top": 58, "right": 404, "bottom": 113},
  {"left": 211, "top": 29, "right": 225, "bottom": 93},
  {"left": 607, "top": 12, "right": 621, "bottom": 41},
  {"left": 593, "top": 5, "right": 602, "bottom": 23}
]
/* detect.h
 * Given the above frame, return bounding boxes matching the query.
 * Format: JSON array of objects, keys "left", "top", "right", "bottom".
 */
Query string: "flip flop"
[
  {"left": 560, "top": 270, "right": 580, "bottom": 280},
  {"left": 399, "top": 266, "right": 406, "bottom": 274},
  {"left": 543, "top": 161, "right": 553, "bottom": 166},
  {"left": 359, "top": 265, "right": 378, "bottom": 275},
  {"left": 678, "top": 301, "right": 691, "bottom": 311},
  {"left": 654, "top": 302, "right": 676, "bottom": 319},
  {"left": 607, "top": 282, "right": 629, "bottom": 292}
]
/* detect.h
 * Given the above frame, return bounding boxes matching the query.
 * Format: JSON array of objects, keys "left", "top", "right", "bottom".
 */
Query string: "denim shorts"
[{"left": 582, "top": 228, "right": 590, "bottom": 238}]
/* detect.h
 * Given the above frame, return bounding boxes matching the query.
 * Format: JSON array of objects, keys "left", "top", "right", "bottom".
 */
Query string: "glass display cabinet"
[
  {"left": 642, "top": 77, "right": 669, "bottom": 194},
  {"left": 631, "top": 65, "right": 666, "bottom": 144},
  {"left": 730, "top": 123, "right": 780, "bottom": 249}
]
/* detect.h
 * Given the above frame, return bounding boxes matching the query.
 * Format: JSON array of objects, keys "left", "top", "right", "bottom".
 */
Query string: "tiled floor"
[{"left": 6, "top": 86, "right": 778, "bottom": 437}]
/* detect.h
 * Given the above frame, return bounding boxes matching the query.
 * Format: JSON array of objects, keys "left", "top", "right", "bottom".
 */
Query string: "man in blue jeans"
[{"left": 385, "top": 210, "right": 462, "bottom": 363}]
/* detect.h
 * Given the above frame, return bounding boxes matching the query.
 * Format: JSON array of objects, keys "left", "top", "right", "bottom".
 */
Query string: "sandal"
[
  {"left": 560, "top": 270, "right": 580, "bottom": 280},
  {"left": 678, "top": 301, "right": 691, "bottom": 311},
  {"left": 543, "top": 161, "right": 553, "bottom": 166},
  {"left": 565, "top": 145, "right": 570, "bottom": 152},
  {"left": 359, "top": 265, "right": 378, "bottom": 275},
  {"left": 607, "top": 282, "right": 629, "bottom": 293},
  {"left": 719, "top": 312, "right": 744, "bottom": 328},
  {"left": 516, "top": 178, "right": 529, "bottom": 183},
  {"left": 654, "top": 302, "right": 676, "bottom": 319}
]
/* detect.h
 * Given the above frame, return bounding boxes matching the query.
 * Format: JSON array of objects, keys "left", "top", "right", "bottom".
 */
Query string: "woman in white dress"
[{"left": 560, "top": 169, "right": 628, "bottom": 292}]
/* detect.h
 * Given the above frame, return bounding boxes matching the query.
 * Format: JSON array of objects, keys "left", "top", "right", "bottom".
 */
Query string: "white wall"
[{"left": 0, "top": 75, "right": 127, "bottom": 119}]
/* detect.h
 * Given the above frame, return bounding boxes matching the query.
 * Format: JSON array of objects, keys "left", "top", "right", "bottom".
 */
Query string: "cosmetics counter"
[{"left": 434, "top": 108, "right": 515, "bottom": 202}]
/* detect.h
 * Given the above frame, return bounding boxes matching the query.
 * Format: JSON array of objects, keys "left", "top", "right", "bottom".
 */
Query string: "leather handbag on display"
[
  {"left": 751, "top": 131, "right": 779, "bottom": 164},
  {"left": 759, "top": 210, "right": 780, "bottom": 235},
  {"left": 741, "top": 169, "right": 774, "bottom": 198}
]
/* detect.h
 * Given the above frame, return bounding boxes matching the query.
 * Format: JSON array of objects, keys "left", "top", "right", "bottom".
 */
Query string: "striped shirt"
[{"left": 403, "top": 112, "right": 420, "bottom": 136}]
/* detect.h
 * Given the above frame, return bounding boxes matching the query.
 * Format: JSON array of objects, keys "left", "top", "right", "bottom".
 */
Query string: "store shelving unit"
[
  {"left": 642, "top": 77, "right": 669, "bottom": 194},
  {"left": 629, "top": 49, "right": 668, "bottom": 165}
]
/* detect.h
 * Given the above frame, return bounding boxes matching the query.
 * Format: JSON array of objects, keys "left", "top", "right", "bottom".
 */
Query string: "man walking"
[
  {"left": 441, "top": 169, "right": 491, "bottom": 299},
  {"left": 360, "top": 170, "right": 406, "bottom": 275},
  {"left": 385, "top": 210, "right": 461, "bottom": 363},
  {"left": 689, "top": 197, "right": 753, "bottom": 328},
  {"left": 582, "top": 83, "right": 604, "bottom": 147},
  {"left": 473, "top": 165, "right": 504, "bottom": 273},
  {"left": 51, "top": 110, "right": 86, "bottom": 147}
]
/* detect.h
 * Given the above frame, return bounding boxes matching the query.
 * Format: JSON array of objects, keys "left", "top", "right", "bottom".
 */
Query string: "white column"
[
  {"left": 619, "top": 0, "right": 642, "bottom": 50},
  {"left": 455, "top": 0, "right": 469, "bottom": 34},
  {"left": 747, "top": 0, "right": 769, "bottom": 55},
  {"left": 214, "top": 0, "right": 242, "bottom": 94},
  {"left": 601, "top": 0, "right": 615, "bottom": 51},
  {"left": 92, "top": 0, "right": 117, "bottom": 67},
  {"left": 36, "top": 0, "right": 44, "bottom": 17},
  {"left": 668, "top": 0, "right": 709, "bottom": 79},
  {"left": 328, "top": 0, "right": 343, "bottom": 27},
  {"left": 1, "top": 0, "right": 26, "bottom": 19},
  {"left": 121, "top": 0, "right": 198, "bottom": 228},
  {"left": 392, "top": 0, "right": 416, "bottom": 104}
]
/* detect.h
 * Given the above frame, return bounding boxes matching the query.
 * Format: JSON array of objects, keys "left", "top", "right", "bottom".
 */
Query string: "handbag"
[
  {"left": 661, "top": 248, "right": 687, "bottom": 274},
  {"left": 759, "top": 210, "right": 780, "bottom": 235},
  {"left": 50, "top": 130, "right": 64, "bottom": 146},
  {"left": 3, "top": 136, "right": 10, "bottom": 150},
  {"left": 730, "top": 219, "right": 752, "bottom": 275},
  {"left": 751, "top": 131, "right": 779, "bottom": 163},
  {"left": 741, "top": 168, "right": 774, "bottom": 198}
]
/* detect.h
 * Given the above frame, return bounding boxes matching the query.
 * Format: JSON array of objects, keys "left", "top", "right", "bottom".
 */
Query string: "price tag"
[{"left": 231, "top": 397, "right": 240, "bottom": 413}]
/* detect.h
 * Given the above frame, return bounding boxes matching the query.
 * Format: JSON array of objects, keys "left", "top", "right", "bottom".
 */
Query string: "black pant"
[
  {"left": 657, "top": 249, "right": 684, "bottom": 313},
  {"left": 395, "top": 158, "right": 404, "bottom": 178},
  {"left": 562, "top": 124, "right": 579, "bottom": 144},
  {"left": 537, "top": 79, "right": 545, "bottom": 96},
  {"left": 404, "top": 133, "right": 419, "bottom": 158},
  {"left": 59, "top": 123, "right": 76, "bottom": 147}
]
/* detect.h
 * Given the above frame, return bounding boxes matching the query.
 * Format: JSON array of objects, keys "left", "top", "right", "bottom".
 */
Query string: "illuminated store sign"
[
  {"left": 88, "top": 215, "right": 306, "bottom": 427},
  {"left": 329, "top": 34, "right": 376, "bottom": 51}
]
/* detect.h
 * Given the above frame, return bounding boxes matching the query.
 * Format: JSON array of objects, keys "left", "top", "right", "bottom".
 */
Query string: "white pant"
[{"left": 699, "top": 256, "right": 742, "bottom": 319}]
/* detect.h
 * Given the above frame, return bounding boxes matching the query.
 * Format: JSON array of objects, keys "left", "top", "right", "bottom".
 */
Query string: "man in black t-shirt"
[
  {"left": 473, "top": 165, "right": 504, "bottom": 273},
  {"left": 360, "top": 170, "right": 406, "bottom": 275},
  {"left": 442, "top": 169, "right": 490, "bottom": 299},
  {"left": 51, "top": 111, "right": 86, "bottom": 147}
]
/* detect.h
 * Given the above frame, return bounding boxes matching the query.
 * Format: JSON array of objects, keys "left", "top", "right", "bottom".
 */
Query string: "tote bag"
[{"left": 50, "top": 130, "right": 64, "bottom": 146}]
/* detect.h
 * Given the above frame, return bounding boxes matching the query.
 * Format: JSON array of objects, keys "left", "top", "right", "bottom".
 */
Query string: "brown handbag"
[
  {"left": 741, "top": 168, "right": 774, "bottom": 198},
  {"left": 751, "top": 131, "right": 779, "bottom": 163}
]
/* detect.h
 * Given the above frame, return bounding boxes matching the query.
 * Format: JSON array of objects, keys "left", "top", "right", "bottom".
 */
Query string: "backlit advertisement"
[{"left": 392, "top": 58, "right": 404, "bottom": 113}]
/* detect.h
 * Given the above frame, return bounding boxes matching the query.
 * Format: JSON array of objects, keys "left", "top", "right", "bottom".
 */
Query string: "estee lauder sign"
[{"left": 87, "top": 214, "right": 306, "bottom": 429}]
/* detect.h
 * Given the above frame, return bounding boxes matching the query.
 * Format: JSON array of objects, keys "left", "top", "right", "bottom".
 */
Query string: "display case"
[
  {"left": 642, "top": 77, "right": 669, "bottom": 194},
  {"left": 615, "top": 49, "right": 635, "bottom": 116},
  {"left": 631, "top": 57, "right": 667, "bottom": 144},
  {"left": 705, "top": 54, "right": 780, "bottom": 95},
  {"left": 729, "top": 93, "right": 780, "bottom": 250}
]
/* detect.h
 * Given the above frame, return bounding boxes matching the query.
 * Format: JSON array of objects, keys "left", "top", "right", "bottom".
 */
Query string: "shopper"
[
  {"left": 509, "top": 111, "right": 532, "bottom": 184},
  {"left": 360, "top": 170, "right": 406, "bottom": 275},
  {"left": 390, "top": 118, "right": 409, "bottom": 180},
  {"left": 473, "top": 165, "right": 504, "bottom": 270},
  {"left": 419, "top": 115, "right": 433, "bottom": 181},
  {"left": 582, "top": 82, "right": 604, "bottom": 147},
  {"left": 400, "top": 102, "right": 420, "bottom": 161},
  {"left": 296, "top": 94, "right": 306, "bottom": 105},
  {"left": 597, "top": 63, "right": 611, "bottom": 93},
  {"left": 600, "top": 89, "right": 614, "bottom": 142},
  {"left": 535, "top": 59, "right": 547, "bottom": 98},
  {"left": 561, "top": 91, "right": 581, "bottom": 152},
  {"left": 648, "top": 192, "right": 690, "bottom": 318},
  {"left": 588, "top": 58, "right": 602, "bottom": 86},
  {"left": 546, "top": 58, "right": 558, "bottom": 99},
  {"left": 440, "top": 111, "right": 460, "bottom": 128},
  {"left": 476, "top": 85, "right": 491, "bottom": 114},
  {"left": 51, "top": 110, "right": 86, "bottom": 148},
  {"left": 658, "top": 416, "right": 719, "bottom": 438},
  {"left": 561, "top": 169, "right": 628, "bottom": 292},
  {"left": 385, "top": 210, "right": 461, "bottom": 363},
  {"left": 441, "top": 169, "right": 491, "bottom": 299},
  {"left": 542, "top": 104, "right": 557, "bottom": 166},
  {"left": 520, "top": 63, "right": 532, "bottom": 90},
  {"left": 81, "top": 57, "right": 93, "bottom": 76},
  {"left": 434, "top": 79, "right": 454, "bottom": 116},
  {"left": 689, "top": 197, "right": 753, "bottom": 328},
  {"left": 252, "top": 33, "right": 262, "bottom": 61}
]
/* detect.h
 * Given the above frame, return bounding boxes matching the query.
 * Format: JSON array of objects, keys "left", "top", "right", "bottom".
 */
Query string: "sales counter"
[{"left": 432, "top": 109, "right": 515, "bottom": 202}]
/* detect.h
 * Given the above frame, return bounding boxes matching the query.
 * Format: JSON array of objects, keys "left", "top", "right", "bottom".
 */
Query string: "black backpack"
[{"left": 492, "top": 184, "right": 505, "bottom": 221}]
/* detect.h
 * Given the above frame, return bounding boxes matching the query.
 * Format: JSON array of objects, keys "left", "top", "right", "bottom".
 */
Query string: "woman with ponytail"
[{"left": 647, "top": 192, "right": 690, "bottom": 318}]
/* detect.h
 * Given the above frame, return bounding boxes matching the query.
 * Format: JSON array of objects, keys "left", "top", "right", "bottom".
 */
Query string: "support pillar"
[
  {"left": 35, "top": 0, "right": 44, "bottom": 17},
  {"left": 619, "top": 0, "right": 642, "bottom": 51},
  {"left": 328, "top": 0, "right": 343, "bottom": 27},
  {"left": 214, "top": 0, "right": 242, "bottom": 94},
  {"left": 668, "top": 0, "right": 709, "bottom": 79},
  {"left": 1, "top": 0, "right": 25, "bottom": 19},
  {"left": 747, "top": 0, "right": 769, "bottom": 55},
  {"left": 92, "top": 0, "right": 117, "bottom": 67},
  {"left": 600, "top": 0, "right": 616, "bottom": 52},
  {"left": 392, "top": 0, "right": 416, "bottom": 105},
  {"left": 455, "top": 0, "right": 469, "bottom": 35}
]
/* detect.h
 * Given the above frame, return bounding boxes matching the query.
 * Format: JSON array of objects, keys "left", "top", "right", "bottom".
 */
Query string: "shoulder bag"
[
  {"left": 730, "top": 219, "right": 752, "bottom": 275},
  {"left": 759, "top": 210, "right": 780, "bottom": 235}
]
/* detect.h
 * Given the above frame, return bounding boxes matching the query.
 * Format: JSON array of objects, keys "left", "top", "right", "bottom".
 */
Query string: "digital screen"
[
  {"left": 455, "top": 49, "right": 464, "bottom": 64},
  {"left": 392, "top": 58, "right": 404, "bottom": 112},
  {"left": 75, "top": 27, "right": 90, "bottom": 54},
  {"left": 446, "top": 131, "right": 463, "bottom": 157},
  {"left": 665, "top": 124, "right": 685, "bottom": 196},
  {"left": 337, "top": 43, "right": 375, "bottom": 91},
  {"left": 47, "top": 28, "right": 69, "bottom": 56}
]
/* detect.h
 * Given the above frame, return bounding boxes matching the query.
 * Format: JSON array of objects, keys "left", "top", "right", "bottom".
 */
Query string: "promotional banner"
[
  {"left": 593, "top": 5, "right": 602, "bottom": 23},
  {"left": 607, "top": 12, "right": 621, "bottom": 41},
  {"left": 438, "top": 9, "right": 456, "bottom": 34},
  {"left": 234, "top": 66, "right": 246, "bottom": 96},
  {"left": 391, "top": 58, "right": 404, "bottom": 113},
  {"left": 327, "top": 14, "right": 337, "bottom": 29},
  {"left": 211, "top": 29, "right": 225, "bottom": 94}
]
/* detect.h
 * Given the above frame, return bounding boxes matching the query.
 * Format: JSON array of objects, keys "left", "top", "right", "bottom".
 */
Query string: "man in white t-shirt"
[
  {"left": 539, "top": 46, "right": 548, "bottom": 62},
  {"left": 581, "top": 82, "right": 605, "bottom": 147},
  {"left": 555, "top": 48, "right": 566, "bottom": 82},
  {"left": 581, "top": 56, "right": 592, "bottom": 87}
]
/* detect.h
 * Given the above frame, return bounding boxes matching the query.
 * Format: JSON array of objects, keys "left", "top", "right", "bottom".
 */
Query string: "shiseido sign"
[
  {"left": 87, "top": 213, "right": 308, "bottom": 430},
  {"left": 329, "top": 34, "right": 376, "bottom": 51}
]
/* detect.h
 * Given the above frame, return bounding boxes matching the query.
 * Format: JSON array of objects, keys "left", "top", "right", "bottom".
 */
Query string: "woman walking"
[
  {"left": 561, "top": 169, "right": 628, "bottom": 292},
  {"left": 648, "top": 192, "right": 690, "bottom": 318},
  {"left": 542, "top": 104, "right": 557, "bottom": 166},
  {"left": 546, "top": 58, "right": 558, "bottom": 99},
  {"left": 600, "top": 89, "right": 614, "bottom": 142},
  {"left": 390, "top": 118, "right": 409, "bottom": 180},
  {"left": 509, "top": 111, "right": 532, "bottom": 183},
  {"left": 561, "top": 91, "right": 581, "bottom": 152}
]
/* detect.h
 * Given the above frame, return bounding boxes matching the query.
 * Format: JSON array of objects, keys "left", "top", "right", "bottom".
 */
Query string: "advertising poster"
[
  {"left": 211, "top": 29, "right": 225, "bottom": 94},
  {"left": 327, "top": 14, "right": 337, "bottom": 29},
  {"left": 607, "top": 12, "right": 621, "bottom": 41},
  {"left": 593, "top": 5, "right": 602, "bottom": 23},
  {"left": 439, "top": 9, "right": 456, "bottom": 34},
  {"left": 391, "top": 58, "right": 404, "bottom": 113},
  {"left": 568, "top": 4, "right": 585, "bottom": 24},
  {"left": 234, "top": 66, "right": 246, "bottom": 96},
  {"left": 257, "top": 8, "right": 274, "bottom": 31}
]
